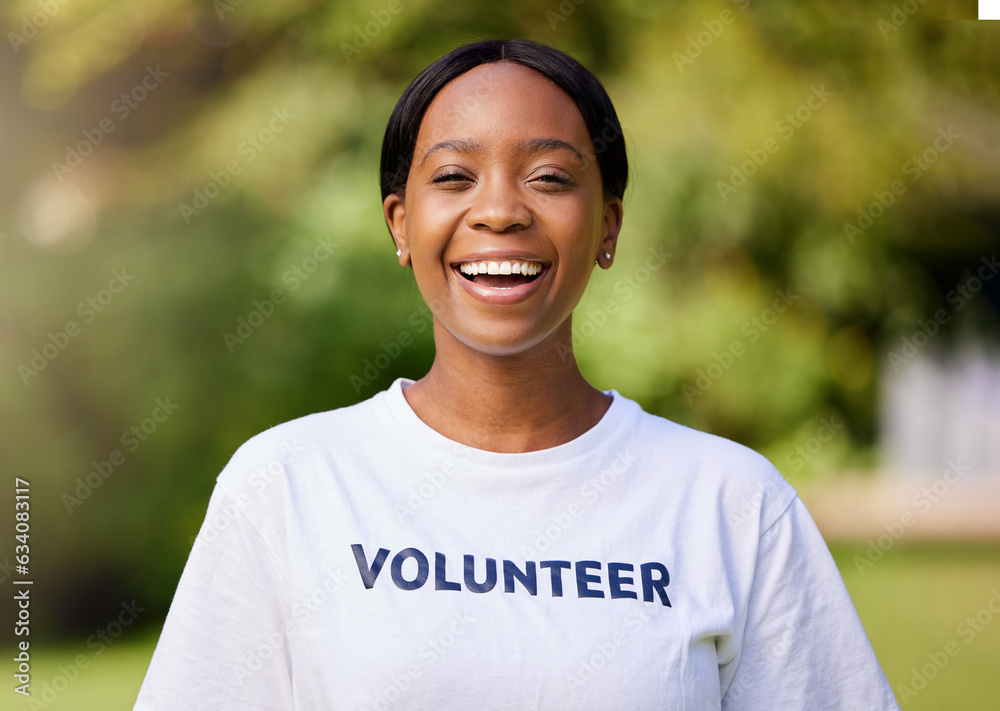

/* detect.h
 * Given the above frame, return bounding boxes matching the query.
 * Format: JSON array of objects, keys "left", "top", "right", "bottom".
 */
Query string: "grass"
[
  {"left": 832, "top": 542, "right": 1000, "bottom": 710},
  {"left": 6, "top": 628, "right": 157, "bottom": 710},
  {"left": 4, "top": 543, "right": 999, "bottom": 709}
]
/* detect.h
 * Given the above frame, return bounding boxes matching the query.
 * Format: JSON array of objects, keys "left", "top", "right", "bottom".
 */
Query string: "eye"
[
  {"left": 531, "top": 172, "right": 574, "bottom": 187},
  {"left": 431, "top": 172, "right": 471, "bottom": 184}
]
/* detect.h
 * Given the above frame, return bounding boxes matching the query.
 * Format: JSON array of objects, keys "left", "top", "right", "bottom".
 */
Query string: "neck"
[{"left": 402, "top": 317, "right": 611, "bottom": 453}]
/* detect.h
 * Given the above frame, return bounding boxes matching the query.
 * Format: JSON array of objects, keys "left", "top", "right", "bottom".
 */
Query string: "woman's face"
[{"left": 383, "top": 61, "right": 623, "bottom": 357}]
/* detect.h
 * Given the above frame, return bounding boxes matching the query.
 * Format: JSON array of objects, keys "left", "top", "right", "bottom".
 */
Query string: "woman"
[{"left": 135, "top": 39, "right": 900, "bottom": 709}]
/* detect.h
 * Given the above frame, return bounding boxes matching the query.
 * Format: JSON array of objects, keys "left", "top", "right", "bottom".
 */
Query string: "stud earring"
[
  {"left": 604, "top": 252, "right": 612, "bottom": 260},
  {"left": 396, "top": 249, "right": 402, "bottom": 257}
]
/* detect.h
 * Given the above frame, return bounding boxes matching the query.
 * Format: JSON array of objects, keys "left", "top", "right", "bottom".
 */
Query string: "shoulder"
[
  {"left": 213, "top": 386, "right": 391, "bottom": 495},
  {"left": 623, "top": 396, "right": 798, "bottom": 533},
  {"left": 627, "top": 399, "right": 784, "bottom": 485}
]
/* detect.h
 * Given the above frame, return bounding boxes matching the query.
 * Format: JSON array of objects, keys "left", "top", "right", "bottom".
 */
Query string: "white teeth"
[{"left": 458, "top": 260, "right": 544, "bottom": 277}]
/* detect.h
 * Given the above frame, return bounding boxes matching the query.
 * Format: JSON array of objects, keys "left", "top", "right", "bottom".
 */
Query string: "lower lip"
[{"left": 451, "top": 265, "right": 550, "bottom": 305}]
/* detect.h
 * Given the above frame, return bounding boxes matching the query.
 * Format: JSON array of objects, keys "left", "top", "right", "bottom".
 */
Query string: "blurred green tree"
[{"left": 0, "top": 0, "right": 995, "bottom": 633}]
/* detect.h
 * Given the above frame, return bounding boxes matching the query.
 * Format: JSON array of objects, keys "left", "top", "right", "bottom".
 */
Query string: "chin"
[{"left": 445, "top": 318, "right": 570, "bottom": 359}]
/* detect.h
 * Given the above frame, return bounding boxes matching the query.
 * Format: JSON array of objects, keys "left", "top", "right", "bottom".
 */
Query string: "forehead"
[{"left": 415, "top": 62, "right": 591, "bottom": 154}]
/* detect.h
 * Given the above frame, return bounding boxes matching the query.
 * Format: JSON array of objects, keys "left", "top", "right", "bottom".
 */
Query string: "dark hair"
[{"left": 379, "top": 39, "right": 628, "bottom": 203}]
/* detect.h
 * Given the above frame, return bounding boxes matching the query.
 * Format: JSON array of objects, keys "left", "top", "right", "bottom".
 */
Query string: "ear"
[
  {"left": 382, "top": 192, "right": 410, "bottom": 266},
  {"left": 598, "top": 196, "right": 624, "bottom": 267}
]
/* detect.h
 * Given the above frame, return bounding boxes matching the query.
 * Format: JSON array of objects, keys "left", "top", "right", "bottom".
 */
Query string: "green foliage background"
[{"left": 0, "top": 0, "right": 996, "bottom": 683}]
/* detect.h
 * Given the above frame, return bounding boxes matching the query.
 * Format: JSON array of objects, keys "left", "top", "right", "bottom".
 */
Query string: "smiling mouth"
[{"left": 454, "top": 260, "right": 548, "bottom": 290}]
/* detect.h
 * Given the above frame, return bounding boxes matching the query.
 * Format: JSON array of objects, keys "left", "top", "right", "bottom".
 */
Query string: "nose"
[{"left": 465, "top": 175, "right": 532, "bottom": 233}]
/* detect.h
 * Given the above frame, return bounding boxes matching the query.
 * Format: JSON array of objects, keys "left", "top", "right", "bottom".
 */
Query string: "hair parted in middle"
[{"left": 379, "top": 39, "right": 628, "bottom": 204}]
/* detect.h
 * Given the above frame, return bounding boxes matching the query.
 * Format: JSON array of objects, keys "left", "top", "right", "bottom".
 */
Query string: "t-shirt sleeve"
[
  {"left": 721, "top": 496, "right": 901, "bottom": 710},
  {"left": 133, "top": 484, "right": 294, "bottom": 710}
]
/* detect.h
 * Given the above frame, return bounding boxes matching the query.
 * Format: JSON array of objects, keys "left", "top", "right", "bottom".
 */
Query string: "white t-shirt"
[{"left": 134, "top": 378, "right": 900, "bottom": 710}]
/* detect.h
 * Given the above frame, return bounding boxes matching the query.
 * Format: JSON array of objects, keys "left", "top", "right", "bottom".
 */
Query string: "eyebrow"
[{"left": 420, "top": 137, "right": 584, "bottom": 165}]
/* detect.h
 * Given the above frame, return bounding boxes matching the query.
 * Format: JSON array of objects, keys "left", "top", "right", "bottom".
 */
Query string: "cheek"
[
  {"left": 547, "top": 198, "right": 603, "bottom": 256},
  {"left": 405, "top": 200, "right": 457, "bottom": 301},
  {"left": 407, "top": 195, "right": 463, "bottom": 249}
]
